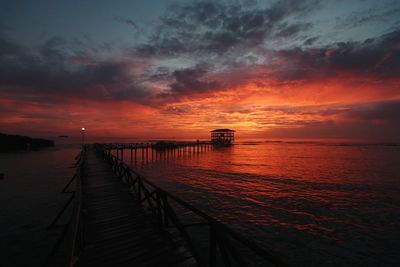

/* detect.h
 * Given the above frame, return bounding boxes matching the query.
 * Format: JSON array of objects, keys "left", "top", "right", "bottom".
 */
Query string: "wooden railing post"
[
  {"left": 161, "top": 193, "right": 169, "bottom": 227},
  {"left": 210, "top": 224, "right": 217, "bottom": 267},
  {"left": 156, "top": 190, "right": 163, "bottom": 226},
  {"left": 138, "top": 177, "right": 142, "bottom": 202}
]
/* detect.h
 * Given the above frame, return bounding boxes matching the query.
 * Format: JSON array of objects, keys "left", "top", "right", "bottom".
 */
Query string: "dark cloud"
[
  {"left": 346, "top": 100, "right": 400, "bottom": 122},
  {"left": 1, "top": 1, "right": 399, "bottom": 111},
  {"left": 303, "top": 36, "right": 318, "bottom": 46},
  {"left": 0, "top": 36, "right": 84, "bottom": 92},
  {"left": 160, "top": 64, "right": 220, "bottom": 98},
  {"left": 134, "top": 0, "right": 319, "bottom": 56},
  {"left": 133, "top": 1, "right": 399, "bottom": 93},
  {"left": 147, "top": 66, "right": 171, "bottom": 82},
  {"left": 88, "top": 61, "right": 151, "bottom": 101},
  {"left": 2, "top": 28, "right": 398, "bottom": 109},
  {"left": 136, "top": 36, "right": 187, "bottom": 57},
  {"left": 161, "top": 104, "right": 192, "bottom": 114},
  {"left": 0, "top": 35, "right": 151, "bottom": 104},
  {"left": 0, "top": 36, "right": 22, "bottom": 56},
  {"left": 274, "top": 22, "right": 312, "bottom": 38},
  {"left": 273, "top": 29, "right": 400, "bottom": 81},
  {"left": 337, "top": 7, "right": 400, "bottom": 29}
]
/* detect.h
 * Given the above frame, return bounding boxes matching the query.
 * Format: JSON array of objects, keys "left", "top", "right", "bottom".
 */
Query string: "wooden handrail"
[{"left": 69, "top": 146, "right": 86, "bottom": 266}]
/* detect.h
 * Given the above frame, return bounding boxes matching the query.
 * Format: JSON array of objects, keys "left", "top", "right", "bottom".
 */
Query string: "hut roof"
[{"left": 210, "top": 128, "right": 235, "bottom": 132}]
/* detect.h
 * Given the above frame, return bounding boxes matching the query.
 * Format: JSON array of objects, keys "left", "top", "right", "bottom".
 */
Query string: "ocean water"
[
  {"left": 0, "top": 144, "right": 81, "bottom": 266},
  {"left": 1, "top": 140, "right": 399, "bottom": 266},
  {"left": 120, "top": 141, "right": 400, "bottom": 266}
]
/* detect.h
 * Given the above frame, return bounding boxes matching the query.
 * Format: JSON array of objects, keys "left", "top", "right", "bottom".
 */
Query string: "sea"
[
  {"left": 0, "top": 143, "right": 80, "bottom": 266},
  {"left": 1, "top": 138, "right": 399, "bottom": 266}
]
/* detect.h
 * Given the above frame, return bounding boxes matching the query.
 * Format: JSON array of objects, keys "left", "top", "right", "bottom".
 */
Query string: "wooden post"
[
  {"left": 162, "top": 193, "right": 169, "bottom": 227},
  {"left": 146, "top": 144, "right": 149, "bottom": 163},
  {"left": 141, "top": 143, "right": 144, "bottom": 164},
  {"left": 134, "top": 148, "right": 137, "bottom": 164},
  {"left": 138, "top": 178, "right": 142, "bottom": 202},
  {"left": 210, "top": 224, "right": 217, "bottom": 267},
  {"left": 130, "top": 148, "right": 133, "bottom": 162},
  {"left": 156, "top": 190, "right": 162, "bottom": 226}
]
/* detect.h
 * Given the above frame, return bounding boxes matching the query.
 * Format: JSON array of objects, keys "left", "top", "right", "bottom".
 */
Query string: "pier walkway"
[
  {"left": 76, "top": 146, "right": 196, "bottom": 266},
  {"left": 49, "top": 144, "right": 288, "bottom": 267}
]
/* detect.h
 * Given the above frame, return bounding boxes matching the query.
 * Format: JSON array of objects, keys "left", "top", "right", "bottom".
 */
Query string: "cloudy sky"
[{"left": 1, "top": 0, "right": 400, "bottom": 140}]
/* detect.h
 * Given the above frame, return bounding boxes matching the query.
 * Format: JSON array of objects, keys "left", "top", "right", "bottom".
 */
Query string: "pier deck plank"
[{"left": 78, "top": 148, "right": 196, "bottom": 267}]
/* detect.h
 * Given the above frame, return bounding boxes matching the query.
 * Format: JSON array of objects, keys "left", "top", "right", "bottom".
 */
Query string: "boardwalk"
[
  {"left": 47, "top": 144, "right": 287, "bottom": 267},
  {"left": 78, "top": 147, "right": 196, "bottom": 266}
]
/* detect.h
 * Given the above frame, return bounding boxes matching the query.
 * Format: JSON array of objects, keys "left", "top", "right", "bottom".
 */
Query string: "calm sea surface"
[
  {"left": 0, "top": 144, "right": 80, "bottom": 266},
  {"left": 125, "top": 141, "right": 400, "bottom": 266},
  {"left": 1, "top": 140, "right": 399, "bottom": 266}
]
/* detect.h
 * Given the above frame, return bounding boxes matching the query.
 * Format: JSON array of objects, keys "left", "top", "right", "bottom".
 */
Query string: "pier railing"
[
  {"left": 102, "top": 141, "right": 213, "bottom": 150},
  {"left": 46, "top": 147, "right": 86, "bottom": 267},
  {"left": 95, "top": 144, "right": 288, "bottom": 267},
  {"left": 69, "top": 147, "right": 85, "bottom": 266}
]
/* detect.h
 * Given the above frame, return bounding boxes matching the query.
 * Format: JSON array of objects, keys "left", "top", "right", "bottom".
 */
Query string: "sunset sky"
[{"left": 1, "top": 0, "right": 400, "bottom": 140}]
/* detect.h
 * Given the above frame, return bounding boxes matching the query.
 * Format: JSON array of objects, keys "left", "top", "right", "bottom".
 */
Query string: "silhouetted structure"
[
  {"left": 0, "top": 133, "right": 54, "bottom": 151},
  {"left": 210, "top": 129, "right": 235, "bottom": 144},
  {"left": 48, "top": 144, "right": 288, "bottom": 267}
]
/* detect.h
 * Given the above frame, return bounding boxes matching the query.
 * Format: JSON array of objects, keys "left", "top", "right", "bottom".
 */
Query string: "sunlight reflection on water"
[{"left": 126, "top": 141, "right": 400, "bottom": 266}]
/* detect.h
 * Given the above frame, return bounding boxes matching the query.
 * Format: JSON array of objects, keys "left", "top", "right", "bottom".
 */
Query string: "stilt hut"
[{"left": 210, "top": 129, "right": 235, "bottom": 145}]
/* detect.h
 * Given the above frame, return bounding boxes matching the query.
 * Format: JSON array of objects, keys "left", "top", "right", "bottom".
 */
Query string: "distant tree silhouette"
[{"left": 0, "top": 133, "right": 54, "bottom": 151}]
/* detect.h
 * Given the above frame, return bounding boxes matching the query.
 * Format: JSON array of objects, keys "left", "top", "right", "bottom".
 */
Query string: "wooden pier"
[
  {"left": 75, "top": 146, "right": 196, "bottom": 266},
  {"left": 50, "top": 143, "right": 288, "bottom": 267},
  {"left": 102, "top": 141, "right": 215, "bottom": 165}
]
